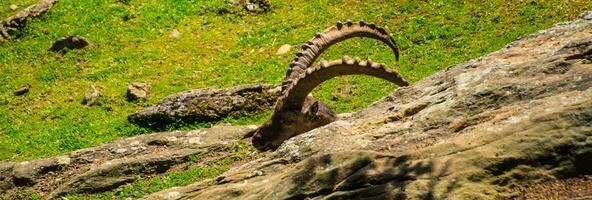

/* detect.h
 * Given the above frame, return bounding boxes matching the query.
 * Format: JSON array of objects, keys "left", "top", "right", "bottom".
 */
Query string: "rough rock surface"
[
  {"left": 169, "top": 29, "right": 181, "bottom": 39},
  {"left": 0, "top": 125, "right": 256, "bottom": 198},
  {"left": 127, "top": 82, "right": 151, "bottom": 101},
  {"left": 276, "top": 44, "right": 291, "bottom": 55},
  {"left": 9, "top": 4, "right": 19, "bottom": 11},
  {"left": 0, "top": 0, "right": 58, "bottom": 39},
  {"left": 48, "top": 35, "right": 89, "bottom": 52},
  {"left": 129, "top": 84, "right": 281, "bottom": 127},
  {"left": 232, "top": 0, "right": 271, "bottom": 13},
  {"left": 2, "top": 10, "right": 591, "bottom": 200},
  {"left": 145, "top": 11, "right": 592, "bottom": 199},
  {"left": 82, "top": 85, "right": 100, "bottom": 106},
  {"left": 12, "top": 84, "right": 30, "bottom": 96}
]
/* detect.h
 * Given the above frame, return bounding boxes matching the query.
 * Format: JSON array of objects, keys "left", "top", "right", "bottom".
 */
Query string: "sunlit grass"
[{"left": 0, "top": 0, "right": 590, "bottom": 161}]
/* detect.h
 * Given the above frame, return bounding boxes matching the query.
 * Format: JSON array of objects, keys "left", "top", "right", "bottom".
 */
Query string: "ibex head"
[
  {"left": 252, "top": 21, "right": 409, "bottom": 151},
  {"left": 252, "top": 96, "right": 336, "bottom": 151}
]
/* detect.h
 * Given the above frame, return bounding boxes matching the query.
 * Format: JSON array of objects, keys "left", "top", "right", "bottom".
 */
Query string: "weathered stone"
[
  {"left": 0, "top": 125, "right": 256, "bottom": 198},
  {"left": 0, "top": 161, "right": 15, "bottom": 191},
  {"left": 126, "top": 82, "right": 150, "bottom": 101},
  {"left": 275, "top": 44, "right": 291, "bottom": 55},
  {"left": 145, "top": 11, "right": 592, "bottom": 199},
  {"left": 12, "top": 84, "right": 30, "bottom": 96},
  {"left": 49, "top": 36, "right": 89, "bottom": 52},
  {"left": 169, "top": 29, "right": 181, "bottom": 39},
  {"left": 11, "top": 156, "right": 70, "bottom": 187},
  {"left": 9, "top": 4, "right": 18, "bottom": 10},
  {"left": 0, "top": 0, "right": 59, "bottom": 39},
  {"left": 232, "top": 0, "right": 271, "bottom": 13},
  {"left": 82, "top": 85, "right": 100, "bottom": 106},
  {"left": 128, "top": 84, "right": 281, "bottom": 127},
  {"left": 3, "top": 10, "right": 592, "bottom": 200}
]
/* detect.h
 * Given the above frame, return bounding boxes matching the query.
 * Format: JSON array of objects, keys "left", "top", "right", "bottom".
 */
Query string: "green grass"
[
  {"left": 0, "top": 0, "right": 38, "bottom": 19},
  {"left": 0, "top": 0, "right": 590, "bottom": 161}
]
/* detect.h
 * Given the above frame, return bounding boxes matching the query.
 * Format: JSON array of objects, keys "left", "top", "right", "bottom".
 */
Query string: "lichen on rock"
[
  {"left": 128, "top": 84, "right": 281, "bottom": 127},
  {"left": 3, "top": 10, "right": 592, "bottom": 200},
  {"left": 145, "top": 10, "right": 592, "bottom": 200}
]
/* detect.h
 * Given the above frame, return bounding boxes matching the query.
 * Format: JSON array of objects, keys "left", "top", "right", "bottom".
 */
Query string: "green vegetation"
[
  {"left": 0, "top": 0, "right": 37, "bottom": 18},
  {"left": 0, "top": 0, "right": 590, "bottom": 161}
]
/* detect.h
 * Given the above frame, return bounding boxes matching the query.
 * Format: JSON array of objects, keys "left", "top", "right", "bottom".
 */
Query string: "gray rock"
[
  {"left": 126, "top": 82, "right": 150, "bottom": 101},
  {"left": 275, "top": 44, "right": 291, "bottom": 55},
  {"left": 0, "top": 125, "right": 256, "bottom": 198},
  {"left": 169, "top": 29, "right": 181, "bottom": 39},
  {"left": 4, "top": 9, "right": 592, "bottom": 200},
  {"left": 12, "top": 84, "right": 30, "bottom": 96},
  {"left": 11, "top": 156, "right": 70, "bottom": 187},
  {"left": 145, "top": 11, "right": 592, "bottom": 200},
  {"left": 0, "top": 161, "right": 15, "bottom": 191},
  {"left": 49, "top": 36, "right": 89, "bottom": 52},
  {"left": 128, "top": 84, "right": 281, "bottom": 127},
  {"left": 232, "top": 0, "right": 271, "bottom": 13},
  {"left": 0, "top": 0, "right": 59, "bottom": 39},
  {"left": 82, "top": 85, "right": 100, "bottom": 106}
]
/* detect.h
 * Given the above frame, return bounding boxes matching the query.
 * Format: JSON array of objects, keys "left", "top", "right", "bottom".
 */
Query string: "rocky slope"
[
  {"left": 0, "top": 125, "right": 258, "bottom": 198},
  {"left": 1, "top": 10, "right": 591, "bottom": 200},
  {"left": 147, "top": 11, "right": 592, "bottom": 199}
]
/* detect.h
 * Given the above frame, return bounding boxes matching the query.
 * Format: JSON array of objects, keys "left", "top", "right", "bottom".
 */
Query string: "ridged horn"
[
  {"left": 284, "top": 21, "right": 400, "bottom": 82},
  {"left": 280, "top": 57, "right": 408, "bottom": 110}
]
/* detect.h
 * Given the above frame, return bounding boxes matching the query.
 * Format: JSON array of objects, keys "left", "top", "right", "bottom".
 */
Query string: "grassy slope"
[
  {"left": 0, "top": 0, "right": 590, "bottom": 161},
  {"left": 0, "top": 0, "right": 38, "bottom": 19}
]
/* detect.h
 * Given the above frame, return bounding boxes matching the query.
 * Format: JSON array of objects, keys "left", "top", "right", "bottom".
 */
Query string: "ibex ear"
[{"left": 307, "top": 101, "right": 320, "bottom": 120}]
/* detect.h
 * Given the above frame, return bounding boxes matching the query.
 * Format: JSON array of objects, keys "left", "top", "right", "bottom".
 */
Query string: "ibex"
[{"left": 252, "top": 21, "right": 409, "bottom": 151}]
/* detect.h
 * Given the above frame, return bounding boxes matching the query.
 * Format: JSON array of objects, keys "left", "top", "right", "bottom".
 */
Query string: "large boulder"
[
  {"left": 128, "top": 84, "right": 281, "bottom": 127},
  {"left": 0, "top": 125, "right": 257, "bottom": 198},
  {"left": 48, "top": 35, "right": 89, "bottom": 52},
  {"left": 2, "top": 10, "right": 592, "bottom": 200},
  {"left": 146, "top": 11, "right": 592, "bottom": 199}
]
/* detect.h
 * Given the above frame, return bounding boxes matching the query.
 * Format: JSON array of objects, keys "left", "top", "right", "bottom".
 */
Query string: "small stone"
[
  {"left": 13, "top": 84, "right": 30, "bottom": 96},
  {"left": 276, "top": 44, "right": 291, "bottom": 55},
  {"left": 127, "top": 82, "right": 150, "bottom": 101},
  {"left": 169, "top": 29, "right": 181, "bottom": 39},
  {"left": 233, "top": 0, "right": 271, "bottom": 12},
  {"left": 9, "top": 4, "right": 18, "bottom": 10},
  {"left": 49, "top": 36, "right": 89, "bottom": 52},
  {"left": 245, "top": 3, "right": 258, "bottom": 12},
  {"left": 82, "top": 85, "right": 100, "bottom": 106}
]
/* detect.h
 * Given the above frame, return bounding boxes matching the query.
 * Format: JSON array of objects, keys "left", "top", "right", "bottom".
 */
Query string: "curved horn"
[
  {"left": 285, "top": 21, "right": 400, "bottom": 82},
  {"left": 280, "top": 56, "right": 408, "bottom": 110}
]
